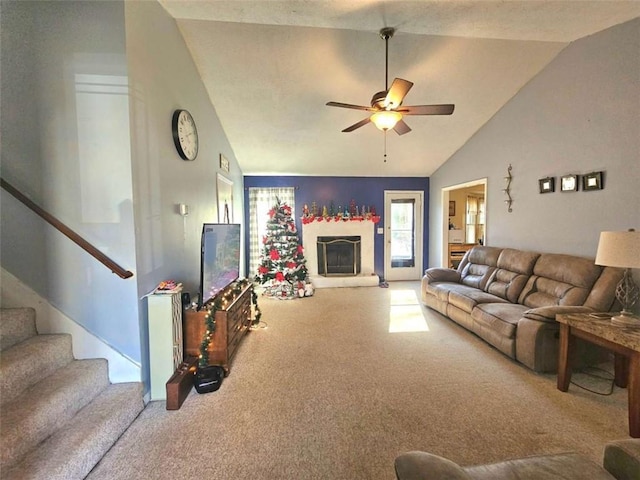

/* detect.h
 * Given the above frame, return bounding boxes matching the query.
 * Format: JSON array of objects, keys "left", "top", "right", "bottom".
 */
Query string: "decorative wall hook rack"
[{"left": 503, "top": 164, "right": 513, "bottom": 213}]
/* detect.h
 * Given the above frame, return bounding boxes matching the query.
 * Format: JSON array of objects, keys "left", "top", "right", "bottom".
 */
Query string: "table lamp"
[{"left": 595, "top": 229, "right": 640, "bottom": 326}]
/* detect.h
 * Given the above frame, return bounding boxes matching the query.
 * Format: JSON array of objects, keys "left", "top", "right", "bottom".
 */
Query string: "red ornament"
[
  {"left": 286, "top": 261, "right": 297, "bottom": 269},
  {"left": 268, "top": 208, "right": 276, "bottom": 218},
  {"left": 275, "top": 272, "right": 285, "bottom": 282},
  {"left": 297, "top": 245, "right": 304, "bottom": 254},
  {"left": 270, "top": 249, "right": 280, "bottom": 260}
]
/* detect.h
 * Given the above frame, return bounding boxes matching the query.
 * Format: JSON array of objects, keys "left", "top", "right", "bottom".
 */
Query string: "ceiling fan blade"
[
  {"left": 393, "top": 119, "right": 411, "bottom": 136},
  {"left": 384, "top": 78, "right": 413, "bottom": 108},
  {"left": 326, "top": 101, "right": 373, "bottom": 112},
  {"left": 399, "top": 104, "right": 455, "bottom": 115},
  {"left": 342, "top": 117, "right": 371, "bottom": 133}
]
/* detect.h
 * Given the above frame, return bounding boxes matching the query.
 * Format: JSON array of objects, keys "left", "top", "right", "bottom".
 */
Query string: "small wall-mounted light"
[{"left": 178, "top": 204, "right": 189, "bottom": 216}]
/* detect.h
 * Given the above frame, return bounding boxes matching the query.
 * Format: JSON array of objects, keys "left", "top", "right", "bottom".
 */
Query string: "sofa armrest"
[
  {"left": 523, "top": 305, "right": 595, "bottom": 323},
  {"left": 425, "top": 268, "right": 461, "bottom": 284},
  {"left": 395, "top": 452, "right": 472, "bottom": 480},
  {"left": 604, "top": 438, "right": 640, "bottom": 480}
]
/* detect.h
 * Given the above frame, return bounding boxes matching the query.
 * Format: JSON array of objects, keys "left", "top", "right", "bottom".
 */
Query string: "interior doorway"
[
  {"left": 384, "top": 191, "right": 423, "bottom": 281},
  {"left": 441, "top": 179, "right": 487, "bottom": 268}
]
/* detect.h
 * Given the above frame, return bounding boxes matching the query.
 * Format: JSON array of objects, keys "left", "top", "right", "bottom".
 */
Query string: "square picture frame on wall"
[
  {"left": 582, "top": 171, "right": 604, "bottom": 191},
  {"left": 538, "top": 177, "right": 555, "bottom": 194},
  {"left": 560, "top": 174, "right": 578, "bottom": 192}
]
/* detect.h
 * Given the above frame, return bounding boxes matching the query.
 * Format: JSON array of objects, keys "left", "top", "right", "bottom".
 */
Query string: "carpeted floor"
[{"left": 87, "top": 281, "right": 628, "bottom": 479}]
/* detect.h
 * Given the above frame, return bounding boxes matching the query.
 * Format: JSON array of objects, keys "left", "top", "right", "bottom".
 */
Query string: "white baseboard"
[{"left": 1, "top": 267, "right": 141, "bottom": 383}]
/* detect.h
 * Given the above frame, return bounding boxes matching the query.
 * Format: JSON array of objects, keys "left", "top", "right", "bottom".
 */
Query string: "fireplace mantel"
[{"left": 302, "top": 221, "right": 379, "bottom": 288}]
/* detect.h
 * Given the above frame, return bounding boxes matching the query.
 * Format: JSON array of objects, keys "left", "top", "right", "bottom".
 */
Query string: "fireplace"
[
  {"left": 302, "top": 220, "right": 379, "bottom": 288},
  {"left": 317, "top": 236, "right": 361, "bottom": 276}
]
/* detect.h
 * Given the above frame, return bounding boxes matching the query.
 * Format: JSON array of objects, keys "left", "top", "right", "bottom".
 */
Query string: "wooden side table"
[{"left": 556, "top": 313, "right": 640, "bottom": 438}]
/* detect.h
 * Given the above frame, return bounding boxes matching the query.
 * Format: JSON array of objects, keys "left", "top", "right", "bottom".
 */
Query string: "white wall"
[
  {"left": 1, "top": 1, "right": 141, "bottom": 363},
  {"left": 1, "top": 1, "right": 245, "bottom": 388},
  {"left": 124, "top": 2, "right": 246, "bottom": 387},
  {"left": 430, "top": 19, "right": 640, "bottom": 265},
  {"left": 125, "top": 1, "right": 245, "bottom": 298}
]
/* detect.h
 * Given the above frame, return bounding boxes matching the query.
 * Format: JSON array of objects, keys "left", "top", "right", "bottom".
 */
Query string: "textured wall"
[
  {"left": 244, "top": 176, "right": 429, "bottom": 278},
  {"left": 0, "top": 1, "right": 141, "bottom": 361},
  {"left": 0, "top": 1, "right": 245, "bottom": 383},
  {"left": 429, "top": 19, "right": 640, "bottom": 268}
]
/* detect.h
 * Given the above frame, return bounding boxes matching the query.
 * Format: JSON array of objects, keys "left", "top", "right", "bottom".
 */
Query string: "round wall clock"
[{"left": 172, "top": 109, "right": 199, "bottom": 161}]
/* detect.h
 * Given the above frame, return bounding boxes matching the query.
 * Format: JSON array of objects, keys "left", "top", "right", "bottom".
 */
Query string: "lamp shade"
[
  {"left": 595, "top": 230, "right": 640, "bottom": 269},
  {"left": 371, "top": 111, "right": 402, "bottom": 131}
]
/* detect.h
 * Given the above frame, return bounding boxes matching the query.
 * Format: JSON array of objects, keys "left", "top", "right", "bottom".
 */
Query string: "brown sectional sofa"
[
  {"left": 395, "top": 438, "right": 640, "bottom": 480},
  {"left": 422, "top": 246, "right": 623, "bottom": 372}
]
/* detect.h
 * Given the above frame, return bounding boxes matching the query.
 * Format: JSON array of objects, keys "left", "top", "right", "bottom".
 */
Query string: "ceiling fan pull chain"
[{"left": 384, "top": 130, "right": 387, "bottom": 163}]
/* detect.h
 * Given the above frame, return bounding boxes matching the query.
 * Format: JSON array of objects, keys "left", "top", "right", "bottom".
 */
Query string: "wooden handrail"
[{"left": 1, "top": 177, "right": 134, "bottom": 279}]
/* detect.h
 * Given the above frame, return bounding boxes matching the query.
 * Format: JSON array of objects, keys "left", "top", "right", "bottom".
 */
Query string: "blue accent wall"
[{"left": 243, "top": 176, "right": 429, "bottom": 280}]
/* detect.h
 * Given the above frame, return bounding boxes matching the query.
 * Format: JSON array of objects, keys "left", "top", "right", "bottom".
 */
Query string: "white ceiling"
[{"left": 159, "top": 1, "right": 640, "bottom": 177}]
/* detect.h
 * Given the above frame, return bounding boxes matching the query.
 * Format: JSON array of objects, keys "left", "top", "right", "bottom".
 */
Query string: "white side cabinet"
[{"left": 148, "top": 289, "right": 183, "bottom": 400}]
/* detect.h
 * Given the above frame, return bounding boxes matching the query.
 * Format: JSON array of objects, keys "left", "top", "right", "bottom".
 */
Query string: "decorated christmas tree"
[{"left": 255, "top": 198, "right": 309, "bottom": 299}]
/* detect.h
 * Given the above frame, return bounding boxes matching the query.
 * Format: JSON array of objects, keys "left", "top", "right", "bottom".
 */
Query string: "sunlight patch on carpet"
[{"left": 389, "top": 289, "right": 429, "bottom": 333}]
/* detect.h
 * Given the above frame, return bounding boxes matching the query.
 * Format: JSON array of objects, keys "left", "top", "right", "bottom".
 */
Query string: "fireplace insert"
[{"left": 317, "top": 236, "right": 361, "bottom": 276}]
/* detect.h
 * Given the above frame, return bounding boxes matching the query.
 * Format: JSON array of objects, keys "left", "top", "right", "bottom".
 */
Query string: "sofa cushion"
[
  {"left": 603, "top": 438, "right": 640, "bottom": 480},
  {"left": 522, "top": 305, "right": 594, "bottom": 322},
  {"left": 459, "top": 246, "right": 502, "bottom": 290},
  {"left": 449, "top": 289, "right": 508, "bottom": 314},
  {"left": 584, "top": 266, "right": 624, "bottom": 311},
  {"left": 464, "top": 452, "right": 616, "bottom": 480},
  {"left": 395, "top": 452, "right": 472, "bottom": 480},
  {"left": 518, "top": 254, "right": 603, "bottom": 308},
  {"left": 426, "top": 282, "right": 457, "bottom": 302},
  {"left": 486, "top": 249, "right": 540, "bottom": 303},
  {"left": 471, "top": 303, "right": 529, "bottom": 339}
]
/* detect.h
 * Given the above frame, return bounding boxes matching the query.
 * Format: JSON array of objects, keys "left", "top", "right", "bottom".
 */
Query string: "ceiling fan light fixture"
[{"left": 371, "top": 110, "right": 402, "bottom": 131}]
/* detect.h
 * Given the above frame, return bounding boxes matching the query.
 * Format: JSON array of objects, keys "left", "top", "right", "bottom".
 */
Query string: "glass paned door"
[
  {"left": 390, "top": 200, "right": 415, "bottom": 268},
  {"left": 384, "top": 191, "right": 423, "bottom": 281}
]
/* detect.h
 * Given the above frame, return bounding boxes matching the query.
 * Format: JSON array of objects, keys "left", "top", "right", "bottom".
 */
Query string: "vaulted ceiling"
[{"left": 159, "top": 1, "right": 639, "bottom": 177}]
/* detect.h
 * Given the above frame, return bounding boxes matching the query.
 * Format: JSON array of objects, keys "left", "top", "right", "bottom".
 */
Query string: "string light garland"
[{"left": 198, "top": 279, "right": 261, "bottom": 368}]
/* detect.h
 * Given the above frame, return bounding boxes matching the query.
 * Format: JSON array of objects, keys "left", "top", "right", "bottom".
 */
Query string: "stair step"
[
  {"left": 0, "top": 334, "right": 74, "bottom": 406},
  {"left": 0, "top": 308, "right": 37, "bottom": 351},
  {"left": 0, "top": 358, "right": 109, "bottom": 469},
  {"left": 3, "top": 382, "right": 144, "bottom": 480}
]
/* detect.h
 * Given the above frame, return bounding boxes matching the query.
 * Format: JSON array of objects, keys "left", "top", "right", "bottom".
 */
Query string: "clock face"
[{"left": 172, "top": 109, "right": 199, "bottom": 160}]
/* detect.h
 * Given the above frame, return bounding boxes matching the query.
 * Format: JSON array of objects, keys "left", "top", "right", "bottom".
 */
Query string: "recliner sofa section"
[{"left": 422, "top": 246, "right": 623, "bottom": 372}]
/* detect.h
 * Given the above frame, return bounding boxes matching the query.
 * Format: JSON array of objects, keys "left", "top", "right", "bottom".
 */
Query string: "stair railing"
[{"left": 1, "top": 177, "right": 134, "bottom": 279}]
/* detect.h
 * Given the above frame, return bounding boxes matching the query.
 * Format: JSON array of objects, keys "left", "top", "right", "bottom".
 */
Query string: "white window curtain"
[
  {"left": 465, "top": 195, "right": 485, "bottom": 244},
  {"left": 465, "top": 195, "right": 479, "bottom": 244},
  {"left": 248, "top": 187, "right": 296, "bottom": 279}
]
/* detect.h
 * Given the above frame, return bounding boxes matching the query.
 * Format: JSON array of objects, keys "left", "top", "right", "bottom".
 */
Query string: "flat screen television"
[{"left": 199, "top": 223, "right": 241, "bottom": 309}]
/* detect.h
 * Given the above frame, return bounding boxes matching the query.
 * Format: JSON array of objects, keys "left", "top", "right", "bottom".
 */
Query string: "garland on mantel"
[
  {"left": 301, "top": 214, "right": 380, "bottom": 224},
  {"left": 198, "top": 278, "right": 261, "bottom": 368}
]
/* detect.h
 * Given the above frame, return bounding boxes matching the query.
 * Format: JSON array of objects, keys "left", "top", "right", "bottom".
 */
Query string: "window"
[
  {"left": 465, "top": 195, "right": 485, "bottom": 244},
  {"left": 248, "top": 187, "right": 295, "bottom": 278}
]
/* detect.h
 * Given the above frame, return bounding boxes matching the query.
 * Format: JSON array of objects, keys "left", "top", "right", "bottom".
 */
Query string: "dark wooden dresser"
[{"left": 184, "top": 283, "right": 253, "bottom": 375}]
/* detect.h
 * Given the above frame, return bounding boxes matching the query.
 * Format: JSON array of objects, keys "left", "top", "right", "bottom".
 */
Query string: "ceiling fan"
[{"left": 326, "top": 27, "right": 454, "bottom": 135}]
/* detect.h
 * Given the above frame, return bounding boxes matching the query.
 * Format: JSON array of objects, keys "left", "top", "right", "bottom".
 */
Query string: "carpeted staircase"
[{"left": 0, "top": 307, "right": 144, "bottom": 479}]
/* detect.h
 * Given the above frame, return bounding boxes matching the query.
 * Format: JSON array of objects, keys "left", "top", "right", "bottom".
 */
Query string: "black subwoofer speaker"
[{"left": 193, "top": 365, "right": 224, "bottom": 394}]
